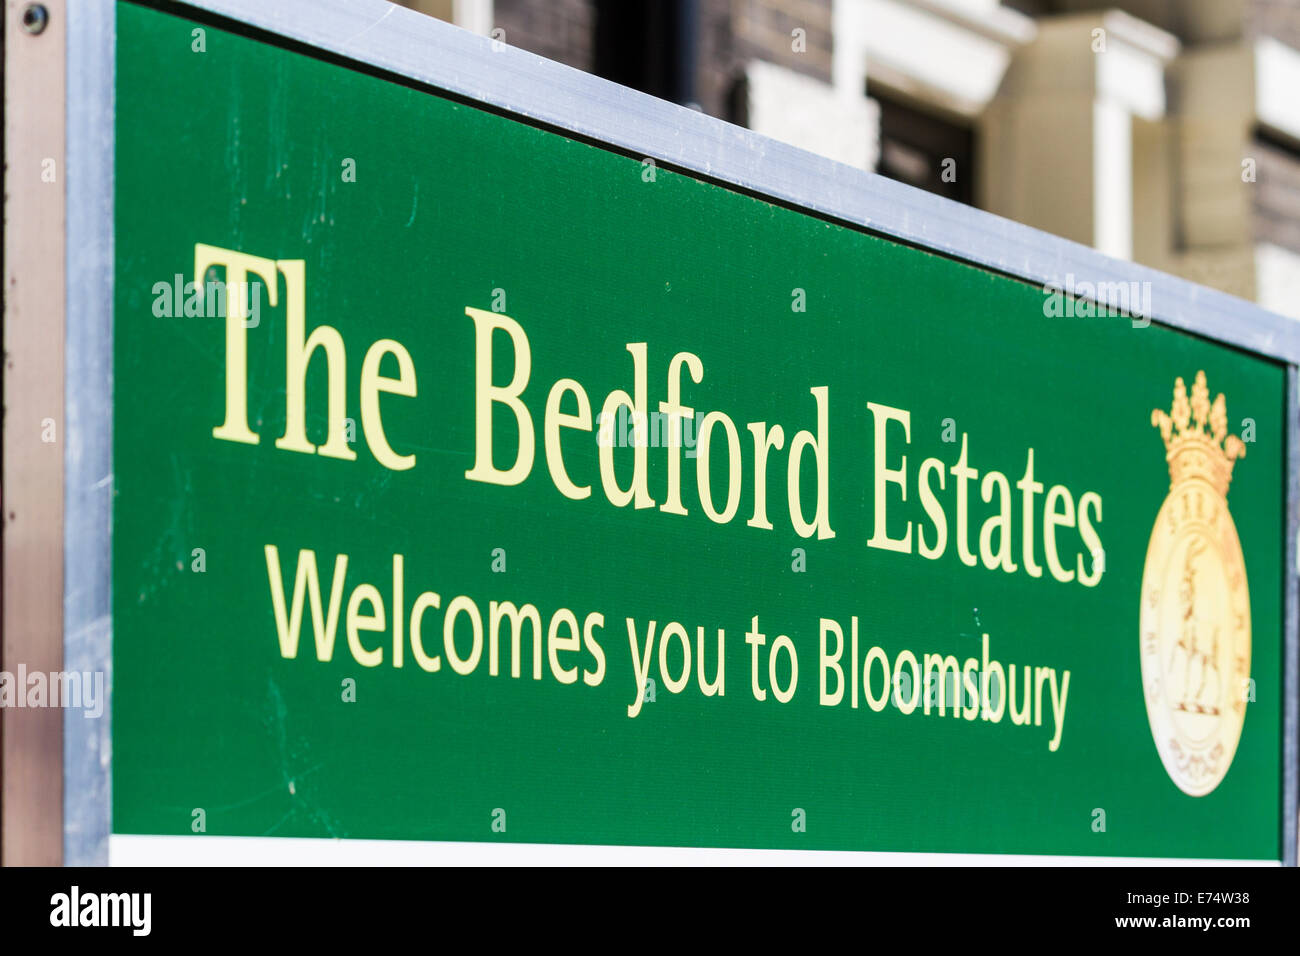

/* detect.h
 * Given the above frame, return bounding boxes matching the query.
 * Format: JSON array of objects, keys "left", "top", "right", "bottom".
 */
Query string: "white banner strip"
[{"left": 109, "top": 835, "right": 1279, "bottom": 867}]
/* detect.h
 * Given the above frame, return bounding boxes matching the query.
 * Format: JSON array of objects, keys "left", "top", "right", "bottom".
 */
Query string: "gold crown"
[{"left": 1151, "top": 370, "right": 1245, "bottom": 496}]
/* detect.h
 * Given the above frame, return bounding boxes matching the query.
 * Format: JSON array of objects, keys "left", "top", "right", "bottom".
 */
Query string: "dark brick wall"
[
  {"left": 731, "top": 0, "right": 832, "bottom": 82},
  {"left": 492, "top": 0, "right": 597, "bottom": 72},
  {"left": 696, "top": 0, "right": 833, "bottom": 120},
  {"left": 694, "top": 0, "right": 740, "bottom": 117},
  {"left": 488, "top": 0, "right": 831, "bottom": 121},
  {"left": 1254, "top": 137, "right": 1300, "bottom": 255}
]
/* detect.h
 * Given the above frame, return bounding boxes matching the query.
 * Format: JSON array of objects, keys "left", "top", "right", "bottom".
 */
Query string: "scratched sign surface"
[{"left": 113, "top": 1, "right": 1287, "bottom": 858}]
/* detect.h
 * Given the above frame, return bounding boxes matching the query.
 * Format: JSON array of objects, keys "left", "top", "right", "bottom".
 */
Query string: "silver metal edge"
[
  {"left": 63, "top": 0, "right": 115, "bottom": 867},
  {"left": 1284, "top": 366, "right": 1298, "bottom": 867},
  {"left": 168, "top": 0, "right": 1300, "bottom": 364}
]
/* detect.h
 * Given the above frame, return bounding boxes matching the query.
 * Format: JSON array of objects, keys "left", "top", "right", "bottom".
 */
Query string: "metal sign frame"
[{"left": 9, "top": 0, "right": 1294, "bottom": 864}]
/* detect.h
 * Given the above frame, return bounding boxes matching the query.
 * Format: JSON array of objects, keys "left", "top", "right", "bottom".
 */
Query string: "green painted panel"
[{"left": 113, "top": 1, "right": 1286, "bottom": 857}]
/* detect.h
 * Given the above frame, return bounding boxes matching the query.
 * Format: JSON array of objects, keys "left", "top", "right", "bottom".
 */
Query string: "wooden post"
[{"left": 2, "top": 0, "right": 67, "bottom": 866}]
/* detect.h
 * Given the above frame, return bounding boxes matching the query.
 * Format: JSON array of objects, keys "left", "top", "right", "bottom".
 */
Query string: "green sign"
[{"left": 113, "top": 1, "right": 1286, "bottom": 858}]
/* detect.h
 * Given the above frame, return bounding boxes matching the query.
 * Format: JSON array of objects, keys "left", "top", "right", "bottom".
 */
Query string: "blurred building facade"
[{"left": 399, "top": 0, "right": 1300, "bottom": 320}]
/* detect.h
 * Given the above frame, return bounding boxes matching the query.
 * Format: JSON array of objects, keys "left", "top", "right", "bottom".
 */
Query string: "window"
[
  {"left": 874, "top": 91, "right": 975, "bottom": 206},
  {"left": 594, "top": 0, "right": 697, "bottom": 106}
]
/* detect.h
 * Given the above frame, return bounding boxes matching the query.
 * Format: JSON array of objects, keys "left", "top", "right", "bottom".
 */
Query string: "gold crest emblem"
[{"left": 1140, "top": 371, "right": 1250, "bottom": 796}]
